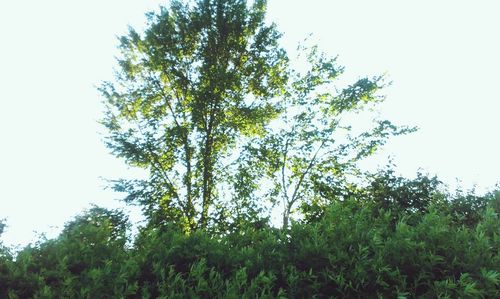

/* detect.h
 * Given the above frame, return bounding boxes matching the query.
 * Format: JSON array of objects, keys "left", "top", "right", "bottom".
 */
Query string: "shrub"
[{"left": 1, "top": 198, "right": 498, "bottom": 298}]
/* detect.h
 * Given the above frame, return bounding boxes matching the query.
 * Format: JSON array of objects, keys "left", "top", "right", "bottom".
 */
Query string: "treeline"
[{"left": 1, "top": 172, "right": 499, "bottom": 298}]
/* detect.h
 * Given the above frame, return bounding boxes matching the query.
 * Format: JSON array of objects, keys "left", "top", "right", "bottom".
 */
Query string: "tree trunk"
[
  {"left": 200, "top": 134, "right": 214, "bottom": 229},
  {"left": 282, "top": 203, "right": 291, "bottom": 230},
  {"left": 183, "top": 140, "right": 195, "bottom": 230}
]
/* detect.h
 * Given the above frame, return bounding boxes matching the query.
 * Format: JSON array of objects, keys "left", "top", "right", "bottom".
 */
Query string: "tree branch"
[
  {"left": 289, "top": 140, "right": 325, "bottom": 205},
  {"left": 281, "top": 138, "right": 290, "bottom": 203}
]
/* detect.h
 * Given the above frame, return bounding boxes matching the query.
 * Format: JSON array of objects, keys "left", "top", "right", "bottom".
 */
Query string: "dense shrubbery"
[{"left": 1, "top": 180, "right": 498, "bottom": 298}]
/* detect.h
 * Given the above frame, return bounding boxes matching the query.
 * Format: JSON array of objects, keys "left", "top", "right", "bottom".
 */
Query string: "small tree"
[
  {"left": 100, "top": 0, "right": 288, "bottom": 231},
  {"left": 236, "top": 46, "right": 415, "bottom": 228}
]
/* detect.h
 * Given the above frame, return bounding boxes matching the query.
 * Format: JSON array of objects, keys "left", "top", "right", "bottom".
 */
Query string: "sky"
[{"left": 1, "top": 0, "right": 499, "bottom": 248}]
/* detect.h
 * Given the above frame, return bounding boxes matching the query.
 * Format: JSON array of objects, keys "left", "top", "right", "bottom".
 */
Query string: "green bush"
[{"left": 1, "top": 195, "right": 498, "bottom": 298}]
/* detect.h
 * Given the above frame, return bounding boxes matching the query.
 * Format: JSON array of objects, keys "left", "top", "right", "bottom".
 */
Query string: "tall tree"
[{"left": 100, "top": 0, "right": 288, "bottom": 231}]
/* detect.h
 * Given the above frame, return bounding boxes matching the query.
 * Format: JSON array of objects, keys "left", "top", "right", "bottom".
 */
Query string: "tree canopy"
[
  {"left": 100, "top": 0, "right": 413, "bottom": 231},
  {"left": 100, "top": 0, "right": 288, "bottom": 231}
]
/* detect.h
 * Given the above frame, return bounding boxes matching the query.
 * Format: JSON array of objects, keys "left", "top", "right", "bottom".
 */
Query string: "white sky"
[{"left": 1, "top": 0, "right": 499, "bottom": 248}]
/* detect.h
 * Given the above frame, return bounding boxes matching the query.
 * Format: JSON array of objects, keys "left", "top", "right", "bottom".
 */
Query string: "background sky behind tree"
[{"left": 1, "top": 0, "right": 499, "bottom": 247}]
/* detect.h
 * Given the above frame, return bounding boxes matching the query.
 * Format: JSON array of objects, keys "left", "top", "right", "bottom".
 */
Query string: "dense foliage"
[
  {"left": 1, "top": 1, "right": 498, "bottom": 297},
  {"left": 1, "top": 180, "right": 499, "bottom": 298},
  {"left": 100, "top": 0, "right": 289, "bottom": 231},
  {"left": 99, "top": 0, "right": 411, "bottom": 232}
]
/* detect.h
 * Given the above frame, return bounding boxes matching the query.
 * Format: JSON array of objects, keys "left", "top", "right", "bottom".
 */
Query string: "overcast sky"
[{"left": 1, "top": 0, "right": 499, "bottom": 248}]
